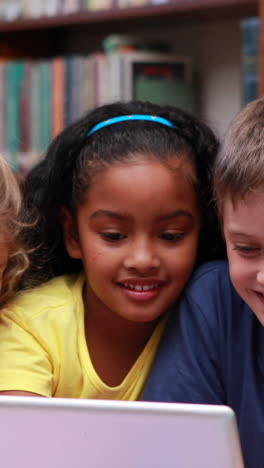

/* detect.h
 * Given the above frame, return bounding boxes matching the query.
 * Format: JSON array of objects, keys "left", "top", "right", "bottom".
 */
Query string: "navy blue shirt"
[{"left": 142, "top": 261, "right": 264, "bottom": 468}]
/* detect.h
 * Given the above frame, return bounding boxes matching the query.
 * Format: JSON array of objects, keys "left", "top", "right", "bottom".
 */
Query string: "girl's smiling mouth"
[{"left": 117, "top": 280, "right": 165, "bottom": 301}]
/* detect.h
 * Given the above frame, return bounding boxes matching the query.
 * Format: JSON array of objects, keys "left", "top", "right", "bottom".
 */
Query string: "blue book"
[{"left": 240, "top": 17, "right": 259, "bottom": 105}]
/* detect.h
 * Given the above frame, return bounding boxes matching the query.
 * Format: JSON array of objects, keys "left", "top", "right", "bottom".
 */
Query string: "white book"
[
  {"left": 28, "top": 0, "right": 44, "bottom": 18},
  {"left": 2, "top": 0, "right": 22, "bottom": 20},
  {"left": 106, "top": 53, "right": 124, "bottom": 104},
  {"left": 0, "top": 0, "right": 5, "bottom": 19},
  {"left": 93, "top": 53, "right": 107, "bottom": 108},
  {"left": 43, "top": 0, "right": 61, "bottom": 16},
  {"left": 89, "top": 0, "right": 112, "bottom": 10},
  {"left": 86, "top": 55, "right": 96, "bottom": 112},
  {"left": 62, "top": 0, "right": 79, "bottom": 14},
  {"left": 22, "top": 0, "right": 31, "bottom": 17}
]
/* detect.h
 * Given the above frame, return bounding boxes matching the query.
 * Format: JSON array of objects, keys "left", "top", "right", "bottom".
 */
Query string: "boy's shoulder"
[
  {"left": 190, "top": 259, "right": 230, "bottom": 283},
  {"left": 6, "top": 272, "right": 85, "bottom": 320},
  {"left": 180, "top": 260, "right": 250, "bottom": 327},
  {"left": 186, "top": 260, "right": 231, "bottom": 295}
]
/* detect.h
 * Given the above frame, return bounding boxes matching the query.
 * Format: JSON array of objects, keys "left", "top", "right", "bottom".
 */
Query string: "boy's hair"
[
  {"left": 0, "top": 156, "right": 29, "bottom": 305},
  {"left": 214, "top": 97, "right": 264, "bottom": 213},
  {"left": 21, "top": 100, "right": 226, "bottom": 287}
]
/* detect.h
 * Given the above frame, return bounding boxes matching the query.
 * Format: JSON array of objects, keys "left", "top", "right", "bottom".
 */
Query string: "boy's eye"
[
  {"left": 160, "top": 232, "right": 185, "bottom": 242},
  {"left": 233, "top": 245, "right": 261, "bottom": 257},
  {"left": 100, "top": 232, "right": 127, "bottom": 242}
]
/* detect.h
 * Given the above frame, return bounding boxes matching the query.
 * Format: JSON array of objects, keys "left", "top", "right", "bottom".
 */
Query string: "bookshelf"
[
  {"left": 0, "top": 1, "right": 258, "bottom": 31},
  {"left": 0, "top": 1, "right": 258, "bottom": 55},
  {"left": 0, "top": 0, "right": 260, "bottom": 144}
]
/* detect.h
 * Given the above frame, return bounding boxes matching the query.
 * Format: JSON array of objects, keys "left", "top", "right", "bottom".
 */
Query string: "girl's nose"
[{"left": 123, "top": 241, "right": 160, "bottom": 274}]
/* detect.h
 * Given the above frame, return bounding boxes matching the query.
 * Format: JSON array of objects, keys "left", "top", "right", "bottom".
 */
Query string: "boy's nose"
[
  {"left": 123, "top": 242, "right": 160, "bottom": 273},
  {"left": 256, "top": 270, "right": 264, "bottom": 285}
]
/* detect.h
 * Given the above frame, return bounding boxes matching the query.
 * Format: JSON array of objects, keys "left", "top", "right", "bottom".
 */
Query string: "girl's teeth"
[{"left": 123, "top": 284, "right": 158, "bottom": 291}]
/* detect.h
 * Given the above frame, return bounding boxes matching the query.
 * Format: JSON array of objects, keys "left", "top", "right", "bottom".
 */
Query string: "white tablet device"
[{"left": 0, "top": 396, "right": 244, "bottom": 468}]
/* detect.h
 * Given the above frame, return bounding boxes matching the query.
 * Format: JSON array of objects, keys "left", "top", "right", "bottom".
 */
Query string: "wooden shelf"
[{"left": 0, "top": 0, "right": 258, "bottom": 34}]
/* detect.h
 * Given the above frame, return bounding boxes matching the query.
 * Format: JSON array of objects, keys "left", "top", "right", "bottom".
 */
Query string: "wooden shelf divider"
[{"left": 0, "top": 0, "right": 258, "bottom": 33}]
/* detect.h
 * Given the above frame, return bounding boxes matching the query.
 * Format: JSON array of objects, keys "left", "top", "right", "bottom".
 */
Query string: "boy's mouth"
[{"left": 255, "top": 290, "right": 264, "bottom": 300}]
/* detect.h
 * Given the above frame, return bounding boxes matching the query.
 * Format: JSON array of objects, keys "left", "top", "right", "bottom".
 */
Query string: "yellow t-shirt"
[{"left": 0, "top": 273, "right": 167, "bottom": 399}]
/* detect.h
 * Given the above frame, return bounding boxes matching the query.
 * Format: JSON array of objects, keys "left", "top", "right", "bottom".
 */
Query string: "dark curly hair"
[{"left": 21, "top": 100, "right": 226, "bottom": 288}]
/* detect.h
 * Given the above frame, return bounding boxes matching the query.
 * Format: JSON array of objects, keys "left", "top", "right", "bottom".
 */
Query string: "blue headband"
[{"left": 87, "top": 114, "right": 175, "bottom": 137}]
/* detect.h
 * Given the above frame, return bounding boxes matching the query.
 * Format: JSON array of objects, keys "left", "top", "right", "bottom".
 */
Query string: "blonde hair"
[{"left": 0, "top": 156, "right": 29, "bottom": 306}]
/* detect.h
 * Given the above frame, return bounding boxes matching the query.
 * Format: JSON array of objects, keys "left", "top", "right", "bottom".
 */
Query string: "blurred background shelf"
[
  {"left": 0, "top": 0, "right": 262, "bottom": 172},
  {"left": 0, "top": 1, "right": 258, "bottom": 33}
]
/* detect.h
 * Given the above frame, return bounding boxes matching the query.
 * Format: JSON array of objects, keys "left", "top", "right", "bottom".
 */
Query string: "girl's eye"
[
  {"left": 233, "top": 245, "right": 261, "bottom": 257},
  {"left": 100, "top": 232, "right": 127, "bottom": 242},
  {"left": 160, "top": 232, "right": 185, "bottom": 242}
]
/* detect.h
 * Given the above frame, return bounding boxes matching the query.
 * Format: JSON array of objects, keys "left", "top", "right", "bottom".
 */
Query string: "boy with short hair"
[{"left": 142, "top": 97, "right": 264, "bottom": 468}]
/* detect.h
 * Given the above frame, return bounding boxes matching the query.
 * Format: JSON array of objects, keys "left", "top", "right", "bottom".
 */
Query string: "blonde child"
[
  {"left": 0, "top": 100, "right": 224, "bottom": 399},
  {"left": 0, "top": 155, "right": 29, "bottom": 305}
]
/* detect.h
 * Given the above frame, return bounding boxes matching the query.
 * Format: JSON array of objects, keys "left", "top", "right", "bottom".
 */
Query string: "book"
[
  {"left": 52, "top": 57, "right": 65, "bottom": 138},
  {"left": 70, "top": 55, "right": 82, "bottom": 123},
  {"left": 39, "top": 61, "right": 52, "bottom": 150},
  {"left": 27, "top": 0, "right": 45, "bottom": 18},
  {"left": 117, "top": 51, "right": 195, "bottom": 111},
  {"left": 86, "top": 55, "right": 97, "bottom": 111},
  {"left": 0, "top": 49, "right": 194, "bottom": 171},
  {"left": 92, "top": 52, "right": 107, "bottom": 107},
  {"left": 29, "top": 61, "right": 41, "bottom": 153},
  {"left": 2, "top": 0, "right": 22, "bottom": 21},
  {"left": 62, "top": 0, "right": 80, "bottom": 14},
  {"left": 0, "top": 62, "right": 6, "bottom": 156},
  {"left": 89, "top": 0, "right": 113, "bottom": 10},
  {"left": 19, "top": 60, "right": 31, "bottom": 154},
  {"left": 44, "top": 0, "right": 61, "bottom": 16},
  {"left": 5, "top": 61, "right": 24, "bottom": 170},
  {"left": 240, "top": 17, "right": 259, "bottom": 106},
  {"left": 105, "top": 53, "right": 124, "bottom": 103},
  {"left": 64, "top": 55, "right": 78, "bottom": 125}
]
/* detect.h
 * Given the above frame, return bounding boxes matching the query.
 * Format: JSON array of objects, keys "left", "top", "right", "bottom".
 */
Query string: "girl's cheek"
[{"left": 89, "top": 250, "right": 105, "bottom": 263}]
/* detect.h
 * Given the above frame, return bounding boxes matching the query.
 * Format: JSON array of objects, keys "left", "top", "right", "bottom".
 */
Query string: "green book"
[
  {"left": 5, "top": 61, "right": 24, "bottom": 171},
  {"left": 40, "top": 61, "right": 52, "bottom": 151},
  {"left": 30, "top": 61, "right": 41, "bottom": 153}
]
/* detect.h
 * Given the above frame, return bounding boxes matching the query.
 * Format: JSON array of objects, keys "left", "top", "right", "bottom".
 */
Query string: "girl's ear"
[{"left": 61, "top": 208, "right": 82, "bottom": 260}]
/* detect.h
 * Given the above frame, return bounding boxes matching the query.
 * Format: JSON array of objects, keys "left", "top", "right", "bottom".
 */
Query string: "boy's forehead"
[
  {"left": 223, "top": 190, "right": 264, "bottom": 233},
  {"left": 224, "top": 187, "right": 264, "bottom": 208}
]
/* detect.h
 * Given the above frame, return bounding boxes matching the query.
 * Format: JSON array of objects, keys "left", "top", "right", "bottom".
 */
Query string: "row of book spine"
[
  {"left": 0, "top": 51, "right": 193, "bottom": 174},
  {"left": 1, "top": 55, "right": 100, "bottom": 173},
  {"left": 0, "top": 0, "right": 168, "bottom": 21}
]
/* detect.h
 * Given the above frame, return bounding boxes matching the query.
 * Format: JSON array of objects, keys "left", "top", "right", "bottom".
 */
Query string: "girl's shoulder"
[{"left": 5, "top": 272, "right": 85, "bottom": 321}]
